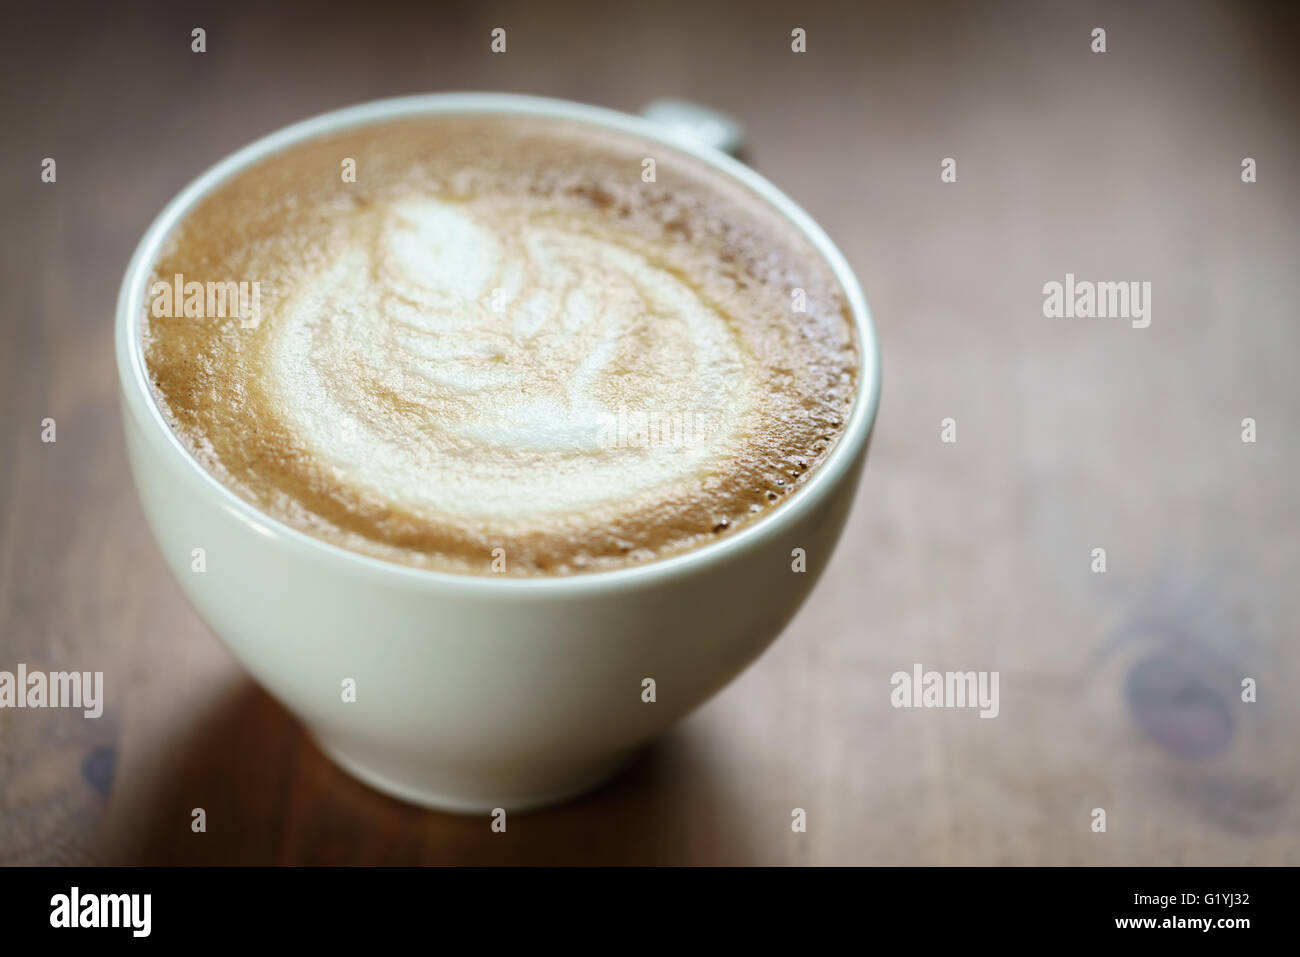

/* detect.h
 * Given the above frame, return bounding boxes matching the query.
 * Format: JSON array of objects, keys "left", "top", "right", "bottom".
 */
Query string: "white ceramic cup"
[{"left": 115, "top": 93, "right": 881, "bottom": 813}]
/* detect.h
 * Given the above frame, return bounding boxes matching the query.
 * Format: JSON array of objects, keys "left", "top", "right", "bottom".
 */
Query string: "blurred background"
[{"left": 1, "top": 0, "right": 1297, "bottom": 864}]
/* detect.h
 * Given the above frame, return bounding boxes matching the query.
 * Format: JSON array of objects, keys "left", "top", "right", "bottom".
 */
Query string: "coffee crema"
[{"left": 142, "top": 115, "right": 858, "bottom": 576}]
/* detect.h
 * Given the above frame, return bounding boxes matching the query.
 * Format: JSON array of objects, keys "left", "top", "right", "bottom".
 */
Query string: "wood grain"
[{"left": 1, "top": 0, "right": 1297, "bottom": 865}]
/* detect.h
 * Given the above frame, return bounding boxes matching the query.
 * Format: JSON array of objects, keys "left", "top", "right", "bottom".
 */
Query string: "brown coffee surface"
[{"left": 141, "top": 114, "right": 858, "bottom": 576}]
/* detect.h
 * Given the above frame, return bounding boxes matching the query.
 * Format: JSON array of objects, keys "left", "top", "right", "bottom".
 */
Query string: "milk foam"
[
  {"left": 142, "top": 115, "right": 858, "bottom": 574},
  {"left": 268, "top": 198, "right": 752, "bottom": 520}
]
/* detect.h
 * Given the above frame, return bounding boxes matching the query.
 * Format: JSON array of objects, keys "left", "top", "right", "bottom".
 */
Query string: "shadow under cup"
[{"left": 114, "top": 93, "right": 881, "bottom": 812}]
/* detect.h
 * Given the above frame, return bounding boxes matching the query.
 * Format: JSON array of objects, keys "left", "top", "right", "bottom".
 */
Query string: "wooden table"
[{"left": 2, "top": 0, "right": 1297, "bottom": 865}]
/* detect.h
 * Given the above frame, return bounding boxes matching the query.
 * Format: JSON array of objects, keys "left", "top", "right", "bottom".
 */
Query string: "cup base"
[{"left": 313, "top": 735, "right": 637, "bottom": 815}]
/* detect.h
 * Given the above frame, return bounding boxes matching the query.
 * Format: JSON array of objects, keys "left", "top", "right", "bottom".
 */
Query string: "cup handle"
[{"left": 640, "top": 100, "right": 746, "bottom": 159}]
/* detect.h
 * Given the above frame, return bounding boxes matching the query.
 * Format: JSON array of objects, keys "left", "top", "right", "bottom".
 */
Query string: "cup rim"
[{"left": 115, "top": 91, "right": 881, "bottom": 593}]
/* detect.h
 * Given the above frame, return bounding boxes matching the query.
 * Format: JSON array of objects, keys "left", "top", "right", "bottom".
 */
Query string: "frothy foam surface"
[{"left": 142, "top": 115, "right": 858, "bottom": 575}]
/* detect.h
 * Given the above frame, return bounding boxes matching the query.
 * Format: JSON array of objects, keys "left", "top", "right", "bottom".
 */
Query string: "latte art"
[
  {"left": 272, "top": 197, "right": 750, "bottom": 519},
  {"left": 142, "top": 115, "right": 857, "bottom": 575}
]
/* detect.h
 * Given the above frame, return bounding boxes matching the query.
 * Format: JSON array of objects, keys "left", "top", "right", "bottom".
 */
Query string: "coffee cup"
[{"left": 115, "top": 93, "right": 881, "bottom": 812}]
